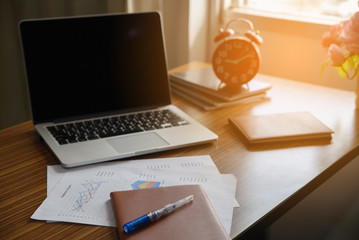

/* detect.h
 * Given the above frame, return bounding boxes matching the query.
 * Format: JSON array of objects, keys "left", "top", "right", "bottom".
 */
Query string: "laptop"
[{"left": 19, "top": 12, "right": 217, "bottom": 168}]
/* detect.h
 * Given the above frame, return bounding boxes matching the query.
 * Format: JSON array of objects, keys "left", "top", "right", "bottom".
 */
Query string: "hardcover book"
[
  {"left": 110, "top": 185, "right": 231, "bottom": 240},
  {"left": 171, "top": 82, "right": 267, "bottom": 110},
  {"left": 229, "top": 111, "right": 334, "bottom": 144},
  {"left": 169, "top": 66, "right": 271, "bottom": 102}
]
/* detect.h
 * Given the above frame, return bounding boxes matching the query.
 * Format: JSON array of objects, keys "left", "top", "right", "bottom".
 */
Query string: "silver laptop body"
[{"left": 19, "top": 12, "right": 217, "bottom": 168}]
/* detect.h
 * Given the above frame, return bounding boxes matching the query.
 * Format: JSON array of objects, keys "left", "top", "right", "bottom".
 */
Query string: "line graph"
[{"left": 72, "top": 180, "right": 105, "bottom": 212}]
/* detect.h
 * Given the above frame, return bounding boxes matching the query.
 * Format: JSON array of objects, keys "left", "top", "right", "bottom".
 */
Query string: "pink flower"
[
  {"left": 328, "top": 44, "right": 346, "bottom": 66},
  {"left": 351, "top": 11, "right": 359, "bottom": 30},
  {"left": 321, "top": 11, "right": 359, "bottom": 79},
  {"left": 340, "top": 12, "right": 359, "bottom": 54},
  {"left": 321, "top": 22, "right": 344, "bottom": 48},
  {"left": 322, "top": 12, "right": 359, "bottom": 55}
]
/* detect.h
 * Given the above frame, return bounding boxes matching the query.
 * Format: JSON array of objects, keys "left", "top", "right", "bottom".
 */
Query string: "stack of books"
[{"left": 170, "top": 67, "right": 271, "bottom": 110}]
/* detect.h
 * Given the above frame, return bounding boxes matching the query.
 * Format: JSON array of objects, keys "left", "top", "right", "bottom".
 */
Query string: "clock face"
[{"left": 212, "top": 38, "right": 260, "bottom": 87}]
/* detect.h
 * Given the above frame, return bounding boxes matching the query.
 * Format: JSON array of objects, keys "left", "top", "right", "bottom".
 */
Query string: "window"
[
  {"left": 221, "top": 0, "right": 357, "bottom": 91},
  {"left": 228, "top": 0, "right": 358, "bottom": 22}
]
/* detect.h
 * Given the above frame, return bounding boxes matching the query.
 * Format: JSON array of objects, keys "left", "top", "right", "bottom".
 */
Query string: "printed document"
[{"left": 33, "top": 155, "right": 238, "bottom": 234}]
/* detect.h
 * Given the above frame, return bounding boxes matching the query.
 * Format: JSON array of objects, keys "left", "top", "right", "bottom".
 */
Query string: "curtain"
[
  {"left": 0, "top": 0, "right": 126, "bottom": 130},
  {"left": 128, "top": 0, "right": 221, "bottom": 69}
]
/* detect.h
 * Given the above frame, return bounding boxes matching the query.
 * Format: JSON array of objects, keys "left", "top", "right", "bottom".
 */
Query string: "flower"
[{"left": 321, "top": 11, "right": 359, "bottom": 79}]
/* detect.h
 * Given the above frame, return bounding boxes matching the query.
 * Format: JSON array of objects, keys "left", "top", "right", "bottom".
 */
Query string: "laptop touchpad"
[{"left": 107, "top": 132, "right": 169, "bottom": 154}]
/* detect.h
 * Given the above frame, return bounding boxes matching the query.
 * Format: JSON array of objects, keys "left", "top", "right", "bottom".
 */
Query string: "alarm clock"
[{"left": 212, "top": 18, "right": 262, "bottom": 87}]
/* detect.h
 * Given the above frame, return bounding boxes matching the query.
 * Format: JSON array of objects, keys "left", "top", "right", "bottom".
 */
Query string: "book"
[
  {"left": 229, "top": 111, "right": 334, "bottom": 144},
  {"left": 171, "top": 82, "right": 267, "bottom": 111},
  {"left": 110, "top": 185, "right": 231, "bottom": 240},
  {"left": 169, "top": 66, "right": 271, "bottom": 102}
]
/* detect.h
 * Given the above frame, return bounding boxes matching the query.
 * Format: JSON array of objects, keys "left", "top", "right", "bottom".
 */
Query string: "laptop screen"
[{"left": 19, "top": 12, "right": 171, "bottom": 124}]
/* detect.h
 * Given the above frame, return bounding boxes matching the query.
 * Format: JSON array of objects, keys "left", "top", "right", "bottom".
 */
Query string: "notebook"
[
  {"left": 19, "top": 12, "right": 217, "bottom": 168},
  {"left": 110, "top": 185, "right": 231, "bottom": 240},
  {"left": 229, "top": 111, "right": 333, "bottom": 144}
]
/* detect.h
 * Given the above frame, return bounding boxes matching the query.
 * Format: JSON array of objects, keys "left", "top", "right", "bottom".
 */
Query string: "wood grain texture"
[{"left": 1, "top": 62, "right": 359, "bottom": 239}]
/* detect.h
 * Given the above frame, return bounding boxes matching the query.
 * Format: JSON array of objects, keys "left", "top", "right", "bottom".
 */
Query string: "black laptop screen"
[{"left": 19, "top": 12, "right": 171, "bottom": 124}]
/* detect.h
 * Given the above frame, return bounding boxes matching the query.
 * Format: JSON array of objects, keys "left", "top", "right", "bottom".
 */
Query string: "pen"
[{"left": 123, "top": 194, "right": 194, "bottom": 234}]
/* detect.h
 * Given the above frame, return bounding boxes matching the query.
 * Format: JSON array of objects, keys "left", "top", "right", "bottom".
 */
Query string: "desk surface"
[{"left": 1, "top": 62, "right": 359, "bottom": 239}]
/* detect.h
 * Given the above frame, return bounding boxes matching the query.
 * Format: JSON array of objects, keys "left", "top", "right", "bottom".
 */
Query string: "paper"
[
  {"left": 47, "top": 155, "right": 221, "bottom": 195},
  {"left": 35, "top": 155, "right": 238, "bottom": 234},
  {"left": 48, "top": 155, "right": 238, "bottom": 207}
]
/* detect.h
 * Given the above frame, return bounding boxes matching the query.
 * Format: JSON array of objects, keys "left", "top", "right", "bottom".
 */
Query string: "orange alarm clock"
[{"left": 212, "top": 18, "right": 263, "bottom": 87}]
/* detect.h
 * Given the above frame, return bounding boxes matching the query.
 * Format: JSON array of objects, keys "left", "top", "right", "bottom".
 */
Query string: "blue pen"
[{"left": 123, "top": 194, "right": 194, "bottom": 234}]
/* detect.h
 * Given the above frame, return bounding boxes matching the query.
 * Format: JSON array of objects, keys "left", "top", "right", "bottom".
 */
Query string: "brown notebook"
[
  {"left": 110, "top": 185, "right": 231, "bottom": 240},
  {"left": 229, "top": 111, "right": 334, "bottom": 144}
]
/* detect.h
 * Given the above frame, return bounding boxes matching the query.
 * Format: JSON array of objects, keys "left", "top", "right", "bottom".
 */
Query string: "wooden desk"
[{"left": 1, "top": 62, "right": 359, "bottom": 239}]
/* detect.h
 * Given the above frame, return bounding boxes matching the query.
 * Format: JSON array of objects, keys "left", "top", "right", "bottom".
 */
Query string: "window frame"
[{"left": 228, "top": 0, "right": 356, "bottom": 24}]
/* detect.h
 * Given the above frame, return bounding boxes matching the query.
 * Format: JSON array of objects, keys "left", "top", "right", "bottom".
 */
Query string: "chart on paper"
[
  {"left": 56, "top": 171, "right": 117, "bottom": 224},
  {"left": 131, "top": 180, "right": 161, "bottom": 189},
  {"left": 71, "top": 180, "right": 107, "bottom": 212}
]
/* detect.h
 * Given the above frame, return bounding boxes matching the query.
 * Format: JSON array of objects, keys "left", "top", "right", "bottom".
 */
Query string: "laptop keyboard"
[{"left": 47, "top": 109, "right": 189, "bottom": 145}]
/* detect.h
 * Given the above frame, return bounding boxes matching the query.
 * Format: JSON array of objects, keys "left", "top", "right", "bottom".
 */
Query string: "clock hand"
[
  {"left": 234, "top": 55, "right": 250, "bottom": 64},
  {"left": 224, "top": 55, "right": 250, "bottom": 65}
]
